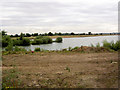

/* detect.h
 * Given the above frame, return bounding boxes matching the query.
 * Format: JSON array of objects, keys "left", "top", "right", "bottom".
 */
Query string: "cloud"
[{"left": 0, "top": 0, "right": 119, "bottom": 34}]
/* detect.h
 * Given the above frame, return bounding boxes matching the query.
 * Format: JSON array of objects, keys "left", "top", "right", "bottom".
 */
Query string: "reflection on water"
[{"left": 23, "top": 35, "right": 119, "bottom": 51}]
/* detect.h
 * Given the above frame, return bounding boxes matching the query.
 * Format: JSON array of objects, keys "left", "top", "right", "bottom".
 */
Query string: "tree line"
[
  {"left": 1, "top": 31, "right": 63, "bottom": 48},
  {"left": 1, "top": 30, "right": 119, "bottom": 37}
]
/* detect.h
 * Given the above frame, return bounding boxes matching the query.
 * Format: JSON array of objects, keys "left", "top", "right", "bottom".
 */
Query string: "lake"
[{"left": 23, "top": 35, "right": 119, "bottom": 51}]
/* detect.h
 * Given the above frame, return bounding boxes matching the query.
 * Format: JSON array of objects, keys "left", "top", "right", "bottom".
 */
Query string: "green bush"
[
  {"left": 12, "top": 39, "right": 20, "bottom": 46},
  {"left": 102, "top": 40, "right": 120, "bottom": 51},
  {"left": 73, "top": 46, "right": 79, "bottom": 50},
  {"left": 5, "top": 42, "right": 13, "bottom": 51},
  {"left": 56, "top": 37, "right": 62, "bottom": 43},
  {"left": 90, "top": 44, "right": 94, "bottom": 47},
  {"left": 34, "top": 48, "right": 41, "bottom": 51},
  {"left": 36, "top": 36, "right": 43, "bottom": 39},
  {"left": 42, "top": 38, "right": 48, "bottom": 44},
  {"left": 12, "top": 38, "right": 30, "bottom": 46},
  {"left": 96, "top": 43, "right": 100, "bottom": 48},
  {"left": 68, "top": 47, "right": 72, "bottom": 51},
  {"left": 14, "top": 46, "right": 26, "bottom": 51},
  {"left": 22, "top": 38, "right": 30, "bottom": 46},
  {"left": 2, "top": 36, "right": 11, "bottom": 47},
  {"left": 103, "top": 40, "right": 111, "bottom": 48},
  {"left": 32, "top": 36, "right": 52, "bottom": 45},
  {"left": 35, "top": 39, "right": 43, "bottom": 44}
]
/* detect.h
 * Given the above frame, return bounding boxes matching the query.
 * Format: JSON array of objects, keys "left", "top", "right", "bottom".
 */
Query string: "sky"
[{"left": 0, "top": 0, "right": 119, "bottom": 35}]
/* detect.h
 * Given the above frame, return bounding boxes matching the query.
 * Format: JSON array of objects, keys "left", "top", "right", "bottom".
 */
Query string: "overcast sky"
[{"left": 0, "top": 0, "right": 119, "bottom": 34}]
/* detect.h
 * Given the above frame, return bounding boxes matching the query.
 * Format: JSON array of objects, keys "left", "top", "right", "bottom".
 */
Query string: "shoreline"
[{"left": 11, "top": 34, "right": 119, "bottom": 39}]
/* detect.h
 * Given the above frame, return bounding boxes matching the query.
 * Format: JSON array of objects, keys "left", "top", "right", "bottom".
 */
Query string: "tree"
[
  {"left": 26, "top": 33, "right": 31, "bottom": 37},
  {"left": 71, "top": 32, "right": 75, "bottom": 35},
  {"left": 20, "top": 33, "right": 24, "bottom": 40},
  {"left": 33, "top": 33, "right": 38, "bottom": 36},
  {"left": 56, "top": 37, "right": 62, "bottom": 42},
  {"left": 58, "top": 32, "right": 62, "bottom": 35},
  {"left": 14, "top": 34, "right": 19, "bottom": 37},
  {"left": 44, "top": 33, "right": 48, "bottom": 36},
  {"left": 48, "top": 32, "right": 53, "bottom": 36},
  {"left": 88, "top": 32, "right": 92, "bottom": 35},
  {"left": 2, "top": 30, "right": 7, "bottom": 36}
]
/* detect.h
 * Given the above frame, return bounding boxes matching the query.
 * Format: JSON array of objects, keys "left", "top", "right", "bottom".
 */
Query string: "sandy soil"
[{"left": 2, "top": 52, "right": 118, "bottom": 88}]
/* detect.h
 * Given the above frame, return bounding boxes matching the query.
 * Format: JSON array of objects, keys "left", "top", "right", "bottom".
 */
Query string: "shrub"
[
  {"left": 2, "top": 36, "right": 11, "bottom": 47},
  {"left": 32, "top": 36, "right": 52, "bottom": 45},
  {"left": 34, "top": 48, "right": 40, "bottom": 52},
  {"left": 56, "top": 37, "right": 62, "bottom": 43},
  {"left": 35, "top": 39, "right": 43, "bottom": 44},
  {"left": 14, "top": 46, "right": 26, "bottom": 51},
  {"left": 96, "top": 43, "right": 100, "bottom": 48},
  {"left": 73, "top": 46, "right": 79, "bottom": 50},
  {"left": 36, "top": 36, "right": 43, "bottom": 39},
  {"left": 31, "top": 41, "right": 37, "bottom": 45},
  {"left": 42, "top": 38, "right": 48, "bottom": 44},
  {"left": 5, "top": 42, "right": 13, "bottom": 51},
  {"left": 12, "top": 39, "right": 20, "bottom": 46},
  {"left": 22, "top": 38, "right": 30, "bottom": 46},
  {"left": 102, "top": 40, "right": 120, "bottom": 51},
  {"left": 103, "top": 40, "right": 111, "bottom": 48},
  {"left": 14, "top": 46, "right": 20, "bottom": 51},
  {"left": 68, "top": 47, "right": 72, "bottom": 51},
  {"left": 90, "top": 44, "right": 94, "bottom": 47},
  {"left": 13, "top": 38, "right": 30, "bottom": 46}
]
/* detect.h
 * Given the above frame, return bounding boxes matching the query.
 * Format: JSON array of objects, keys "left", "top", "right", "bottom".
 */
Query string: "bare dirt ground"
[{"left": 2, "top": 52, "right": 118, "bottom": 88}]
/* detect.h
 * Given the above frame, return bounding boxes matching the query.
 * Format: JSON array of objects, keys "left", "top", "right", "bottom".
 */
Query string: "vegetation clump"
[
  {"left": 55, "top": 37, "right": 63, "bottom": 43},
  {"left": 2, "top": 33, "right": 30, "bottom": 47},
  {"left": 31, "top": 36, "right": 52, "bottom": 45},
  {"left": 103, "top": 40, "right": 120, "bottom": 51},
  {"left": 34, "top": 47, "right": 41, "bottom": 52}
]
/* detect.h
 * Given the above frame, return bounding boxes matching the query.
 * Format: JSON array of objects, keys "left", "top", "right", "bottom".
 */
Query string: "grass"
[
  {"left": 2, "top": 65, "right": 22, "bottom": 88},
  {"left": 102, "top": 40, "right": 120, "bottom": 51},
  {"left": 34, "top": 48, "right": 41, "bottom": 52},
  {"left": 65, "top": 67, "right": 71, "bottom": 72},
  {"left": 2, "top": 40, "right": 120, "bottom": 55}
]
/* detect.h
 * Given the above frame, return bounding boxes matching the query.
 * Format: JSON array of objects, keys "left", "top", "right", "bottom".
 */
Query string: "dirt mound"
[{"left": 72, "top": 46, "right": 110, "bottom": 52}]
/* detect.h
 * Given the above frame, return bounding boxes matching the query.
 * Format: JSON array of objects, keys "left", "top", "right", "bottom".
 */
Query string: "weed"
[
  {"left": 65, "top": 67, "right": 71, "bottom": 72},
  {"left": 34, "top": 48, "right": 40, "bottom": 52},
  {"left": 96, "top": 43, "right": 100, "bottom": 48},
  {"left": 2, "top": 65, "right": 22, "bottom": 88}
]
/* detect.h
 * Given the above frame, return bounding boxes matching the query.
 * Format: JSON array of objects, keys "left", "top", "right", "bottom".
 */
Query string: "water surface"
[{"left": 23, "top": 35, "right": 119, "bottom": 51}]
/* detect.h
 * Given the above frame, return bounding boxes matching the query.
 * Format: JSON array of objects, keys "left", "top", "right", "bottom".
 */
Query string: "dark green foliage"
[
  {"left": 56, "top": 37, "right": 63, "bottom": 42},
  {"left": 31, "top": 36, "right": 52, "bottom": 45},
  {"left": 14, "top": 46, "right": 26, "bottom": 51},
  {"left": 12, "top": 38, "right": 30, "bottom": 46},
  {"left": 2, "top": 35, "right": 11, "bottom": 47},
  {"left": 2, "top": 30, "right": 7, "bottom": 36},
  {"left": 68, "top": 47, "right": 72, "bottom": 51},
  {"left": 103, "top": 40, "right": 120, "bottom": 51},
  {"left": 35, "top": 39, "right": 43, "bottom": 44},
  {"left": 20, "top": 33, "right": 24, "bottom": 40},
  {"left": 73, "top": 46, "right": 79, "bottom": 50},
  {"left": 36, "top": 36, "right": 43, "bottom": 39},
  {"left": 34, "top": 47, "right": 40, "bottom": 51},
  {"left": 88, "top": 32, "right": 92, "bottom": 35},
  {"left": 96, "top": 43, "right": 100, "bottom": 48},
  {"left": 48, "top": 32, "right": 53, "bottom": 36},
  {"left": 5, "top": 42, "right": 13, "bottom": 51},
  {"left": 26, "top": 33, "right": 31, "bottom": 37},
  {"left": 22, "top": 38, "right": 30, "bottom": 46},
  {"left": 103, "top": 40, "right": 111, "bottom": 48},
  {"left": 71, "top": 32, "right": 75, "bottom": 35},
  {"left": 33, "top": 33, "right": 38, "bottom": 36}
]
